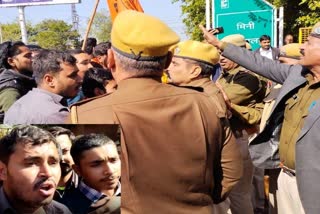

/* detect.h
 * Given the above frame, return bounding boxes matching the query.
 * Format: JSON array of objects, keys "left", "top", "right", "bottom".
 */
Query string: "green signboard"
[{"left": 213, "top": 0, "right": 275, "bottom": 50}]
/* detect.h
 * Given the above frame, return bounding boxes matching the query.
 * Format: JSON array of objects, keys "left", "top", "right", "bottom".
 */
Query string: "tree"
[
  {"left": 89, "top": 9, "right": 112, "bottom": 43},
  {"left": 172, "top": 0, "right": 205, "bottom": 41},
  {"left": 32, "top": 19, "right": 80, "bottom": 50},
  {"left": 1, "top": 20, "right": 35, "bottom": 43},
  {"left": 266, "top": 0, "right": 320, "bottom": 35},
  {"left": 173, "top": 0, "right": 320, "bottom": 41}
]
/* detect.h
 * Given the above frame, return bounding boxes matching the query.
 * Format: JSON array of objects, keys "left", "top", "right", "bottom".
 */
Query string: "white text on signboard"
[
  {"left": 221, "top": 0, "right": 229, "bottom": 9},
  {"left": 236, "top": 21, "right": 255, "bottom": 30}
]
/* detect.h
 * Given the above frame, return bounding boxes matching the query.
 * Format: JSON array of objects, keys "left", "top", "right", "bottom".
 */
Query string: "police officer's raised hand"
[{"left": 199, "top": 25, "right": 224, "bottom": 49}]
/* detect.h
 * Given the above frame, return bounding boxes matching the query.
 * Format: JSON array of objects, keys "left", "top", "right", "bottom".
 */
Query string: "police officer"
[
  {"left": 68, "top": 10, "right": 243, "bottom": 214},
  {"left": 167, "top": 40, "right": 227, "bottom": 116},
  {"left": 200, "top": 21, "right": 320, "bottom": 214},
  {"left": 216, "top": 34, "right": 267, "bottom": 214}
]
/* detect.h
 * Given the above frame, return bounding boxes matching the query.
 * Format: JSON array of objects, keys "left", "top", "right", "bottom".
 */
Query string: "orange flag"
[{"left": 107, "top": 0, "right": 144, "bottom": 21}]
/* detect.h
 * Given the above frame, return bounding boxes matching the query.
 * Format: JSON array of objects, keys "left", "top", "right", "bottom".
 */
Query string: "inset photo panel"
[{"left": 0, "top": 124, "right": 121, "bottom": 214}]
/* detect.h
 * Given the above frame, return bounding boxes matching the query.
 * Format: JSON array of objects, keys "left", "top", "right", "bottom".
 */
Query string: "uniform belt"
[{"left": 280, "top": 163, "right": 296, "bottom": 176}]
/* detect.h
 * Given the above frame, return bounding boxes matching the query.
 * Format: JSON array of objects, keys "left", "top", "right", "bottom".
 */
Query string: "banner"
[
  {"left": 0, "top": 0, "right": 80, "bottom": 7},
  {"left": 107, "top": 0, "right": 144, "bottom": 21}
]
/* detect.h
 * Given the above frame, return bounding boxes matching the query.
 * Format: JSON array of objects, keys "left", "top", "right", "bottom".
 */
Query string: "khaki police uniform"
[
  {"left": 279, "top": 73, "right": 320, "bottom": 170},
  {"left": 217, "top": 22, "right": 320, "bottom": 213},
  {"left": 217, "top": 66, "right": 266, "bottom": 134},
  {"left": 217, "top": 34, "right": 267, "bottom": 214},
  {"left": 170, "top": 40, "right": 228, "bottom": 117},
  {"left": 261, "top": 43, "right": 302, "bottom": 214},
  {"left": 168, "top": 40, "right": 242, "bottom": 214},
  {"left": 68, "top": 10, "right": 243, "bottom": 214}
]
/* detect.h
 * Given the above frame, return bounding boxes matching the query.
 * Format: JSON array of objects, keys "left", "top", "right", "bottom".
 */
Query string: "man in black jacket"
[{"left": 0, "top": 41, "right": 36, "bottom": 122}]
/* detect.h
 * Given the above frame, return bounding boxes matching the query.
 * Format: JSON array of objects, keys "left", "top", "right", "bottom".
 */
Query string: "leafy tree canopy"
[
  {"left": 32, "top": 19, "right": 79, "bottom": 50},
  {"left": 89, "top": 9, "right": 112, "bottom": 43},
  {"left": 1, "top": 19, "right": 79, "bottom": 50}
]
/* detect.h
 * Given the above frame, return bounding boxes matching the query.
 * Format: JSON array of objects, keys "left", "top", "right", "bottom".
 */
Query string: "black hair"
[
  {"left": 71, "top": 134, "right": 115, "bottom": 165},
  {"left": 93, "top": 42, "right": 112, "bottom": 57},
  {"left": 82, "top": 67, "right": 113, "bottom": 98},
  {"left": 46, "top": 126, "right": 75, "bottom": 142},
  {"left": 32, "top": 49, "right": 77, "bottom": 85},
  {"left": 80, "top": 38, "right": 97, "bottom": 55},
  {"left": 0, "top": 41, "right": 26, "bottom": 69},
  {"left": 183, "top": 58, "right": 217, "bottom": 77},
  {"left": 0, "top": 125, "right": 59, "bottom": 165},
  {"left": 66, "top": 49, "right": 85, "bottom": 56},
  {"left": 198, "top": 61, "right": 217, "bottom": 77},
  {"left": 259, "top": 35, "right": 271, "bottom": 42},
  {"left": 27, "top": 44, "right": 42, "bottom": 52}
]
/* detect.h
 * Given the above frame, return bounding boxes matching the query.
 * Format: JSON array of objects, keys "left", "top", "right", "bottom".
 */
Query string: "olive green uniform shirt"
[
  {"left": 217, "top": 66, "right": 266, "bottom": 133},
  {"left": 279, "top": 73, "right": 320, "bottom": 170},
  {"left": 0, "top": 88, "right": 21, "bottom": 112}
]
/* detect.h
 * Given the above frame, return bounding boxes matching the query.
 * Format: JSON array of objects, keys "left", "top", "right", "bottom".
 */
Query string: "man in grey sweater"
[{"left": 200, "top": 22, "right": 320, "bottom": 214}]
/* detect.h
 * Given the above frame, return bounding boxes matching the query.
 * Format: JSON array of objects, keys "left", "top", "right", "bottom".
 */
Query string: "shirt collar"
[
  {"left": 79, "top": 180, "right": 121, "bottom": 202},
  {"left": 304, "top": 72, "right": 320, "bottom": 87},
  {"left": 55, "top": 171, "right": 79, "bottom": 198},
  {"left": 0, "top": 187, "right": 16, "bottom": 214},
  {"left": 33, "top": 88, "right": 67, "bottom": 107},
  {"left": 260, "top": 47, "right": 272, "bottom": 53},
  {"left": 222, "top": 66, "right": 243, "bottom": 76},
  {"left": 114, "top": 182, "right": 121, "bottom": 196},
  {"left": 182, "top": 78, "right": 211, "bottom": 88},
  {"left": 79, "top": 180, "right": 104, "bottom": 203}
]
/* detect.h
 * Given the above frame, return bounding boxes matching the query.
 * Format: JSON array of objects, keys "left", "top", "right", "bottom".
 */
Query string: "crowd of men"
[
  {"left": 0, "top": 125, "right": 121, "bottom": 214},
  {"left": 0, "top": 8, "right": 319, "bottom": 214}
]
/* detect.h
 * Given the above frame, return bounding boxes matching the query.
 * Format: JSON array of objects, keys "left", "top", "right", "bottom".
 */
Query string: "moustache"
[
  {"left": 34, "top": 177, "right": 57, "bottom": 191},
  {"left": 100, "top": 174, "right": 119, "bottom": 182}
]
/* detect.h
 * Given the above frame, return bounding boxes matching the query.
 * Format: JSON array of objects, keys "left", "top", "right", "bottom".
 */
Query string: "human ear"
[
  {"left": 7, "top": 57, "right": 15, "bottom": 68},
  {"left": 43, "top": 74, "right": 55, "bottom": 87},
  {"left": 0, "top": 161, "right": 8, "bottom": 181},
  {"left": 107, "top": 49, "right": 115, "bottom": 70},
  {"left": 190, "top": 65, "right": 202, "bottom": 79}
]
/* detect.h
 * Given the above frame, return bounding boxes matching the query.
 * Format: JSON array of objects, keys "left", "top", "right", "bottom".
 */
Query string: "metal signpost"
[
  {"left": 0, "top": 0, "right": 79, "bottom": 7},
  {"left": 0, "top": 0, "right": 80, "bottom": 44},
  {"left": 213, "top": 0, "right": 278, "bottom": 50}
]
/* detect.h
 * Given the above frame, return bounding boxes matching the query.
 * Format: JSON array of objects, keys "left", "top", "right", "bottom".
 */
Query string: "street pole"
[
  {"left": 206, "top": 0, "right": 211, "bottom": 29},
  {"left": 0, "top": 23, "right": 3, "bottom": 43},
  {"left": 18, "top": 6, "right": 28, "bottom": 44},
  {"left": 279, "top": 7, "right": 284, "bottom": 47},
  {"left": 273, "top": 7, "right": 278, "bottom": 48},
  {"left": 82, "top": 0, "right": 100, "bottom": 51}
]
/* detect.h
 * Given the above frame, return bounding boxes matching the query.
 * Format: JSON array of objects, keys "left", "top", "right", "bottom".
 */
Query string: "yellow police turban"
[
  {"left": 171, "top": 40, "right": 220, "bottom": 66},
  {"left": 111, "top": 10, "right": 180, "bottom": 60},
  {"left": 280, "top": 43, "right": 302, "bottom": 58},
  {"left": 221, "top": 34, "right": 246, "bottom": 47},
  {"left": 311, "top": 22, "right": 320, "bottom": 39}
]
